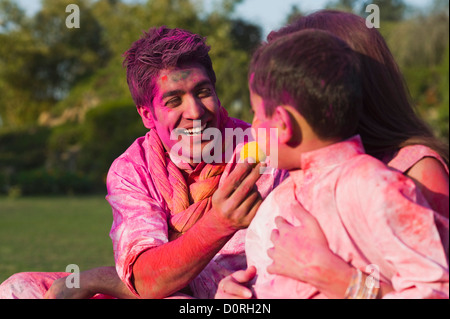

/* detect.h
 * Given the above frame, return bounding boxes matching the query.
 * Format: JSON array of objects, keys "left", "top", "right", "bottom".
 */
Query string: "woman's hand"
[
  {"left": 267, "top": 203, "right": 354, "bottom": 298},
  {"left": 215, "top": 266, "right": 256, "bottom": 299}
]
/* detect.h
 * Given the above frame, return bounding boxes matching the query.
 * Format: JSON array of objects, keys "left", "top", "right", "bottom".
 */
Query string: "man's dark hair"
[{"left": 123, "top": 26, "right": 216, "bottom": 109}]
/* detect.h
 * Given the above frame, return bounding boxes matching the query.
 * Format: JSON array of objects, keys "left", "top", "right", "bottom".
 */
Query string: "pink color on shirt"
[
  {"left": 246, "top": 135, "right": 449, "bottom": 299},
  {"left": 107, "top": 117, "right": 287, "bottom": 298},
  {"left": 0, "top": 117, "right": 287, "bottom": 299}
]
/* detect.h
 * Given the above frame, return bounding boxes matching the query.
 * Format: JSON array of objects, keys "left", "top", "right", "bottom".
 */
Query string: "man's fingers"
[
  {"left": 238, "top": 191, "right": 262, "bottom": 227},
  {"left": 238, "top": 189, "right": 260, "bottom": 212},
  {"left": 219, "top": 162, "right": 253, "bottom": 197},
  {"left": 231, "top": 163, "right": 263, "bottom": 203}
]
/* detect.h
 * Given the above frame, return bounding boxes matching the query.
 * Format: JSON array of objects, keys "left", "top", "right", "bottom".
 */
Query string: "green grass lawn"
[{"left": 0, "top": 196, "right": 115, "bottom": 283}]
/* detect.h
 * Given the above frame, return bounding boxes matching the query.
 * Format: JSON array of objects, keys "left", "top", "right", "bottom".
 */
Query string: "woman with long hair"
[
  {"left": 268, "top": 10, "right": 449, "bottom": 218},
  {"left": 216, "top": 10, "right": 449, "bottom": 299}
]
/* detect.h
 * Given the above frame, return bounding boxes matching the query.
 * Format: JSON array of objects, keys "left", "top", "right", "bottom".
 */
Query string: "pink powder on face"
[{"left": 320, "top": 80, "right": 326, "bottom": 88}]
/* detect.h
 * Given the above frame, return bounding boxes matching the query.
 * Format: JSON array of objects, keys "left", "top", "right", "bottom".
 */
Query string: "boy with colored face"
[{"left": 217, "top": 29, "right": 448, "bottom": 299}]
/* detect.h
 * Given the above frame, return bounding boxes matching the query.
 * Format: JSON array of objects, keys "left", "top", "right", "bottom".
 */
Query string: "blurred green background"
[
  {"left": 0, "top": 0, "right": 448, "bottom": 283},
  {"left": 0, "top": 0, "right": 448, "bottom": 197}
]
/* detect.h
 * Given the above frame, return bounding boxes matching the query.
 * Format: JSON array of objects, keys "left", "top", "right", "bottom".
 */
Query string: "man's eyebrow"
[
  {"left": 162, "top": 90, "right": 185, "bottom": 99},
  {"left": 193, "top": 80, "right": 213, "bottom": 90},
  {"left": 161, "top": 80, "right": 213, "bottom": 99}
]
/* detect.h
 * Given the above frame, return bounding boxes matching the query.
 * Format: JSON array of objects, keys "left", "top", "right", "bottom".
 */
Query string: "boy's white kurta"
[{"left": 246, "top": 135, "right": 449, "bottom": 299}]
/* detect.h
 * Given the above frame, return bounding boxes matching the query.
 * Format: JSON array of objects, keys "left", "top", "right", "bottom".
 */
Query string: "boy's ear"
[
  {"left": 137, "top": 105, "right": 155, "bottom": 129},
  {"left": 274, "top": 106, "right": 295, "bottom": 145}
]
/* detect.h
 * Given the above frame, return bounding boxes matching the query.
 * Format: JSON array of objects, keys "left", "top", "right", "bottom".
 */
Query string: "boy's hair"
[
  {"left": 250, "top": 29, "right": 362, "bottom": 140},
  {"left": 123, "top": 26, "right": 216, "bottom": 109},
  {"left": 268, "top": 10, "right": 448, "bottom": 164}
]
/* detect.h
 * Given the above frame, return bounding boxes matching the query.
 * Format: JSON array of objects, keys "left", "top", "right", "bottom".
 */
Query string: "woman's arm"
[
  {"left": 406, "top": 157, "right": 449, "bottom": 218},
  {"left": 267, "top": 210, "right": 394, "bottom": 299}
]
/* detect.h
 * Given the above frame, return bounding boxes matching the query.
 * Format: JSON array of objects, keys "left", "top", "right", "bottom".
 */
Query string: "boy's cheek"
[{"left": 251, "top": 124, "right": 279, "bottom": 158}]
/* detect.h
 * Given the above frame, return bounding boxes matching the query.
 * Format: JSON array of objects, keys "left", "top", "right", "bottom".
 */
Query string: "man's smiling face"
[{"left": 138, "top": 63, "right": 222, "bottom": 164}]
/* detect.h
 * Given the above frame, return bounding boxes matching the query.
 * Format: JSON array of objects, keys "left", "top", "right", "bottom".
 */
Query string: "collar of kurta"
[{"left": 298, "top": 135, "right": 365, "bottom": 171}]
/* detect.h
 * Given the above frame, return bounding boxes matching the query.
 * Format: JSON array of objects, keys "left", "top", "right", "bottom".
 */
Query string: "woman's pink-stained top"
[
  {"left": 384, "top": 144, "right": 449, "bottom": 175},
  {"left": 385, "top": 144, "right": 449, "bottom": 243},
  {"left": 106, "top": 117, "right": 287, "bottom": 299},
  {"left": 246, "top": 135, "right": 449, "bottom": 299}
]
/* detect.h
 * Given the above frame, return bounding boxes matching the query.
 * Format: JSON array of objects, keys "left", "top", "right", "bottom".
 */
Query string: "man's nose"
[{"left": 183, "top": 96, "right": 205, "bottom": 120}]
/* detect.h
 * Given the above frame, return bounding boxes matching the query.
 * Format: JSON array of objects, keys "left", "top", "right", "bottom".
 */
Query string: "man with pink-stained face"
[
  {"left": 0, "top": 26, "right": 287, "bottom": 299},
  {"left": 138, "top": 63, "right": 223, "bottom": 166}
]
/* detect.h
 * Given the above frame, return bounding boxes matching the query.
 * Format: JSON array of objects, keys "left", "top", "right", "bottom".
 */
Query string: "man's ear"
[
  {"left": 274, "top": 106, "right": 295, "bottom": 145},
  {"left": 137, "top": 105, "right": 155, "bottom": 129}
]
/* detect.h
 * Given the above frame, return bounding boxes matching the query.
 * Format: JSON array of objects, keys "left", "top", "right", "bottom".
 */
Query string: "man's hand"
[
  {"left": 211, "top": 161, "right": 264, "bottom": 234},
  {"left": 215, "top": 266, "right": 256, "bottom": 299},
  {"left": 44, "top": 276, "right": 94, "bottom": 299},
  {"left": 44, "top": 267, "right": 137, "bottom": 299},
  {"left": 133, "top": 161, "right": 264, "bottom": 298}
]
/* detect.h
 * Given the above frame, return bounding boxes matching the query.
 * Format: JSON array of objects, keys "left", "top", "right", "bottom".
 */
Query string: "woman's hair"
[
  {"left": 123, "top": 26, "right": 216, "bottom": 109},
  {"left": 268, "top": 10, "right": 448, "bottom": 165},
  {"left": 250, "top": 29, "right": 363, "bottom": 140}
]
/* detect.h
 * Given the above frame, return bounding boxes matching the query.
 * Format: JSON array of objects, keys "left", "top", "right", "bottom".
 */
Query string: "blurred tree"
[
  {"left": 47, "top": 0, "right": 260, "bottom": 125},
  {"left": 0, "top": 0, "right": 110, "bottom": 127},
  {"left": 29, "top": 0, "right": 110, "bottom": 100},
  {"left": 326, "top": 0, "right": 407, "bottom": 20},
  {"left": 326, "top": 0, "right": 361, "bottom": 12},
  {"left": 386, "top": 11, "right": 449, "bottom": 68},
  {"left": 286, "top": 5, "right": 304, "bottom": 25},
  {"left": 436, "top": 44, "right": 449, "bottom": 140},
  {"left": 0, "top": 0, "right": 262, "bottom": 193},
  {"left": 432, "top": 0, "right": 450, "bottom": 13},
  {"left": 384, "top": 7, "right": 449, "bottom": 143},
  {"left": 1, "top": 0, "right": 448, "bottom": 195},
  {"left": 0, "top": 0, "right": 26, "bottom": 31},
  {"left": 361, "top": 0, "right": 406, "bottom": 21}
]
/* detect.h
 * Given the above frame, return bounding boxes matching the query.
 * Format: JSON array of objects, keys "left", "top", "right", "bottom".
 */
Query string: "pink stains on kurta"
[
  {"left": 107, "top": 117, "right": 287, "bottom": 298},
  {"left": 246, "top": 135, "right": 449, "bottom": 299}
]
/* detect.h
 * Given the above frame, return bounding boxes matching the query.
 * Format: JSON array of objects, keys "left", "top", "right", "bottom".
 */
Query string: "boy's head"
[{"left": 249, "top": 29, "right": 362, "bottom": 169}]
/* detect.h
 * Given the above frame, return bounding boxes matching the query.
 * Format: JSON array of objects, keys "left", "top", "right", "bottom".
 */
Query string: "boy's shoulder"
[
  {"left": 335, "top": 152, "right": 420, "bottom": 212},
  {"left": 341, "top": 152, "right": 408, "bottom": 184},
  {"left": 259, "top": 173, "right": 297, "bottom": 216}
]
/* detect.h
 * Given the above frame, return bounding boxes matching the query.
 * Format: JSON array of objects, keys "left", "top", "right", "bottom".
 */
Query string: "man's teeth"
[{"left": 183, "top": 124, "right": 207, "bottom": 135}]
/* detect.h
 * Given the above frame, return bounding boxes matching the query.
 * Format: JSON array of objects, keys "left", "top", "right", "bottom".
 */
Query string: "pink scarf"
[{"left": 146, "top": 108, "right": 230, "bottom": 240}]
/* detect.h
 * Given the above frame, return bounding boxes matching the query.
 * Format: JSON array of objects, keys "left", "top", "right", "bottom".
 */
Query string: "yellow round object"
[{"left": 240, "top": 141, "right": 266, "bottom": 163}]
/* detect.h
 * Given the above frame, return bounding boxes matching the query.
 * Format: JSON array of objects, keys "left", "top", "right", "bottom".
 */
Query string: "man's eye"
[
  {"left": 165, "top": 97, "right": 181, "bottom": 107},
  {"left": 197, "top": 88, "right": 212, "bottom": 98}
]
